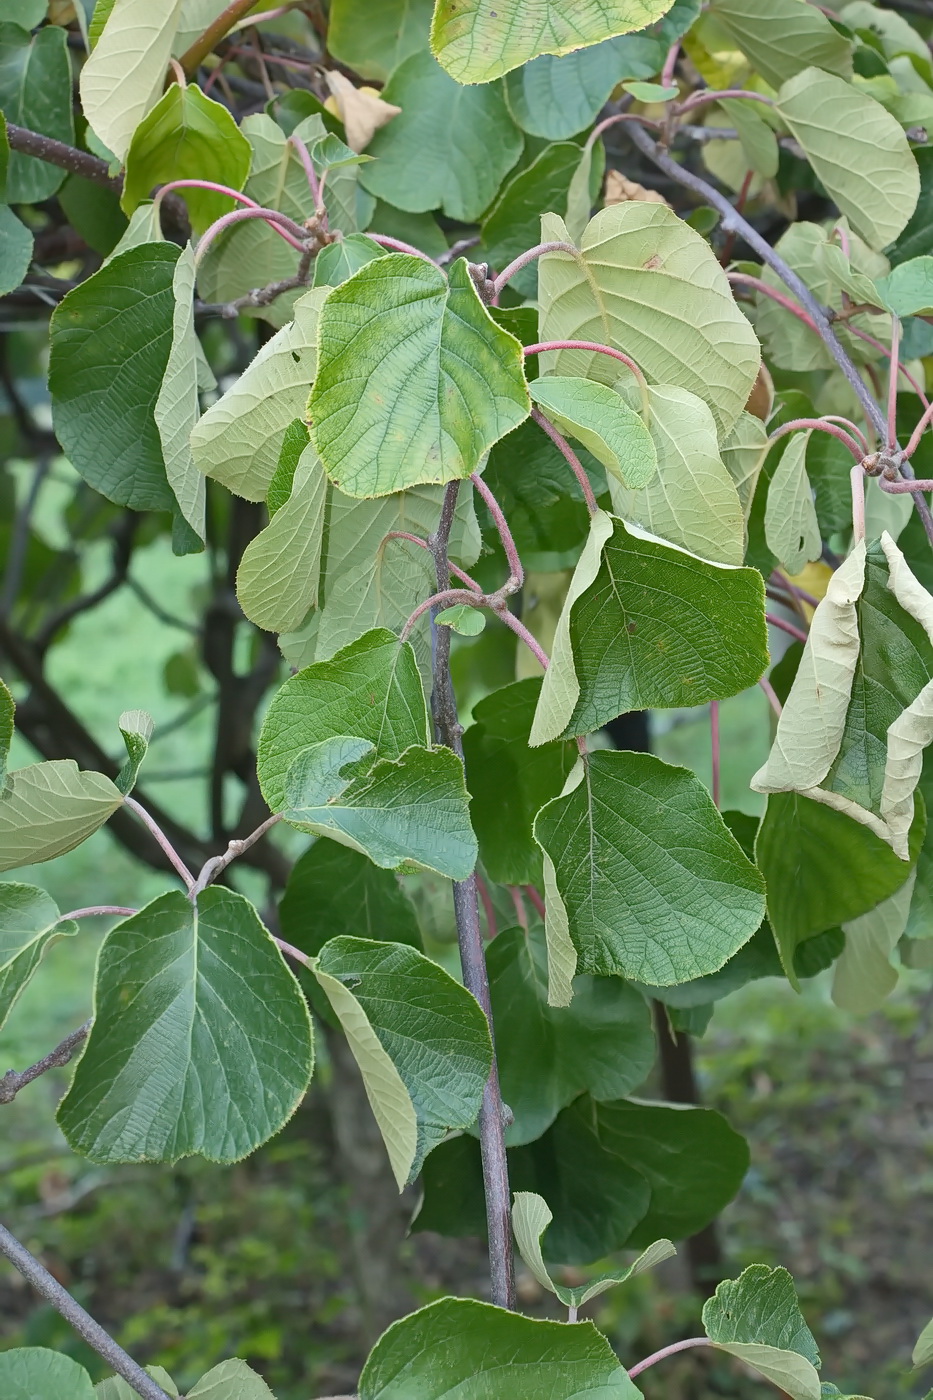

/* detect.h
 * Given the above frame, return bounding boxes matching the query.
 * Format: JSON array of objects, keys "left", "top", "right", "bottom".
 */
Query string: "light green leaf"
[
  {"left": 875, "top": 257, "right": 933, "bottom": 316},
  {"left": 488, "top": 925, "right": 656, "bottom": 1143},
  {"left": 715, "top": 1345, "right": 821, "bottom": 1400},
  {"left": 190, "top": 289, "right": 324, "bottom": 501},
  {"left": 833, "top": 869, "right": 916, "bottom": 1013},
  {"left": 122, "top": 84, "right": 250, "bottom": 233},
  {"left": 115, "top": 709, "right": 153, "bottom": 794},
  {"left": 623, "top": 81, "right": 678, "bottom": 101},
  {"left": 236, "top": 444, "right": 327, "bottom": 633},
  {"left": 4, "top": 1, "right": 48, "bottom": 26},
  {"left": 310, "top": 256, "right": 529, "bottom": 498},
  {"left": 186, "top": 1359, "right": 275, "bottom": 1399},
  {"left": 720, "top": 97, "right": 779, "bottom": 179},
  {"left": 359, "top": 1297, "right": 640, "bottom": 1399},
  {"left": 915, "top": 1317, "right": 933, "bottom": 1369},
  {"left": 257, "top": 628, "right": 428, "bottom": 811},
  {"left": 313, "top": 233, "right": 386, "bottom": 289},
  {"left": 480, "top": 141, "right": 583, "bottom": 298},
  {"left": 279, "top": 842, "right": 422, "bottom": 958},
  {"left": 155, "top": 244, "right": 207, "bottom": 541},
  {"left": 283, "top": 741, "right": 478, "bottom": 879},
  {"left": 359, "top": 51, "right": 522, "bottom": 221},
  {"left": 608, "top": 384, "right": 746, "bottom": 564},
  {"left": 0, "top": 1349, "right": 95, "bottom": 1400},
  {"left": 708, "top": 0, "right": 852, "bottom": 88},
  {"left": 0, "top": 205, "right": 33, "bottom": 296},
  {"left": 50, "top": 242, "right": 183, "bottom": 515},
  {"left": 80, "top": 0, "right": 185, "bottom": 162},
  {"left": 564, "top": 140, "right": 599, "bottom": 246},
  {"left": 0, "top": 676, "right": 13, "bottom": 789},
  {"left": 95, "top": 1367, "right": 179, "bottom": 1399},
  {"left": 531, "top": 512, "right": 768, "bottom": 744},
  {"left": 503, "top": 34, "right": 665, "bottom": 141},
  {"left": 0, "top": 23, "right": 74, "bottom": 202},
  {"left": 841, "top": 1, "right": 931, "bottom": 66},
  {"left": 721, "top": 410, "right": 769, "bottom": 522},
  {"left": 328, "top": 0, "right": 434, "bottom": 81},
  {"left": 464, "top": 677, "right": 577, "bottom": 886},
  {"left": 529, "top": 377, "right": 657, "bottom": 488},
  {"left": 775, "top": 68, "right": 920, "bottom": 252},
  {"left": 314, "top": 936, "right": 491, "bottom": 1186},
  {"left": 172, "top": 0, "right": 228, "bottom": 55},
  {"left": 430, "top": 0, "right": 677, "bottom": 83},
  {"left": 57, "top": 889, "right": 313, "bottom": 1164},
  {"left": 0, "top": 884, "right": 75, "bottom": 1031},
  {"left": 435, "top": 604, "right": 486, "bottom": 635},
  {"left": 538, "top": 204, "right": 761, "bottom": 436},
  {"left": 513, "top": 1191, "right": 675, "bottom": 1307},
  {"left": 0, "top": 761, "right": 123, "bottom": 872},
  {"left": 764, "top": 430, "right": 822, "bottom": 576},
  {"left": 266, "top": 418, "right": 308, "bottom": 515},
  {"left": 534, "top": 750, "right": 766, "bottom": 986},
  {"left": 703, "top": 1263, "right": 820, "bottom": 1363},
  {"left": 103, "top": 202, "right": 163, "bottom": 264}
]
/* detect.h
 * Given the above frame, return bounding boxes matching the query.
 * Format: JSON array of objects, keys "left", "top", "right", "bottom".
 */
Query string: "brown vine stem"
[
  {"left": 624, "top": 118, "right": 933, "bottom": 550},
  {"left": 428, "top": 480, "right": 515, "bottom": 1311},
  {"left": 4, "top": 123, "right": 120, "bottom": 191},
  {"left": 178, "top": 0, "right": 263, "bottom": 73},
  {"left": 0, "top": 1224, "right": 172, "bottom": 1400},
  {"left": 0, "top": 1023, "right": 90, "bottom": 1105}
]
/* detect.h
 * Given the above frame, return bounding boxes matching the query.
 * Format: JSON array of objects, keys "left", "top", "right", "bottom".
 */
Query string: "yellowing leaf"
[{"left": 324, "top": 71, "right": 401, "bottom": 152}]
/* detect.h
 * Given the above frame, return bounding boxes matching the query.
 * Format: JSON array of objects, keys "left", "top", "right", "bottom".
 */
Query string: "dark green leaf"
[
  {"left": 327, "top": 0, "right": 433, "bottom": 82},
  {"left": 503, "top": 34, "right": 663, "bottom": 139},
  {"left": 313, "top": 233, "right": 386, "bottom": 288},
  {"left": 280, "top": 842, "right": 422, "bottom": 958},
  {"left": 888, "top": 146, "right": 933, "bottom": 265},
  {"left": 58, "top": 174, "right": 128, "bottom": 257},
  {"left": 0, "top": 1348, "right": 95, "bottom": 1400},
  {"left": 482, "top": 418, "right": 591, "bottom": 572},
  {"left": 267, "top": 418, "right": 310, "bottom": 517},
  {"left": 0, "top": 884, "right": 75, "bottom": 1031},
  {"left": 366, "top": 201, "right": 449, "bottom": 260},
  {"left": 0, "top": 204, "right": 33, "bottom": 295},
  {"left": 480, "top": 142, "right": 582, "bottom": 297},
  {"left": 704, "top": 1264, "right": 821, "bottom": 1363},
  {"left": 0, "top": 23, "right": 74, "bottom": 202}
]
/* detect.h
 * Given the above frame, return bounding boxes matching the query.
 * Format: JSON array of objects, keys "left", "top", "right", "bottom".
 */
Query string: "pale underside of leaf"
[
  {"left": 155, "top": 245, "right": 206, "bottom": 540},
  {"left": 80, "top": 0, "right": 185, "bottom": 161},
  {"left": 236, "top": 445, "right": 327, "bottom": 633},
  {"left": 833, "top": 868, "right": 916, "bottom": 1014},
  {"left": 764, "top": 430, "right": 822, "bottom": 576},
  {"left": 714, "top": 1344, "right": 821, "bottom": 1400},
  {"left": 0, "top": 761, "right": 123, "bottom": 872},
  {"left": 0, "top": 884, "right": 74, "bottom": 1031}
]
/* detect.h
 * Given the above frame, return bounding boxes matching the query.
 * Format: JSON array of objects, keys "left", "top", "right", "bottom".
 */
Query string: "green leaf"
[
  {"left": 430, "top": 0, "right": 677, "bottom": 83},
  {"left": 703, "top": 1264, "right": 822, "bottom": 1400},
  {"left": 534, "top": 750, "right": 766, "bottom": 993},
  {"left": 314, "top": 936, "right": 491, "bottom": 1186},
  {"left": 359, "top": 1297, "right": 640, "bottom": 1400},
  {"left": 775, "top": 68, "right": 920, "bottom": 252},
  {"left": 4, "top": 1, "right": 48, "bottom": 26},
  {"left": 715, "top": 1346, "right": 821, "bottom": 1400},
  {"left": 366, "top": 201, "right": 449, "bottom": 260},
  {"left": 832, "top": 870, "right": 915, "bottom": 1013},
  {"left": 154, "top": 243, "right": 208, "bottom": 542},
  {"left": 538, "top": 204, "right": 761, "bottom": 437},
  {"left": 313, "top": 233, "right": 386, "bottom": 289},
  {"left": 358, "top": 51, "right": 522, "bottom": 221},
  {"left": 0, "top": 23, "right": 75, "bottom": 202},
  {"left": 530, "top": 512, "right": 768, "bottom": 744},
  {"left": 0, "top": 676, "right": 13, "bottom": 790},
  {"left": 282, "top": 740, "right": 477, "bottom": 879},
  {"left": 258, "top": 628, "right": 428, "bottom": 811},
  {"left": 190, "top": 289, "right": 324, "bottom": 501},
  {"left": 764, "top": 431, "right": 822, "bottom": 576},
  {"left": 503, "top": 34, "right": 664, "bottom": 140},
  {"left": 529, "top": 377, "right": 657, "bottom": 489},
  {"left": 755, "top": 790, "right": 924, "bottom": 982},
  {"left": 482, "top": 419, "right": 591, "bottom": 571},
  {"left": 480, "top": 142, "right": 583, "bottom": 298},
  {"left": 328, "top": 0, "right": 433, "bottom": 81},
  {"left": 95, "top": 1366, "right": 179, "bottom": 1399},
  {"left": 721, "top": 411, "right": 769, "bottom": 524},
  {"left": 186, "top": 1359, "right": 275, "bottom": 1399},
  {"left": 875, "top": 256, "right": 933, "bottom": 316},
  {"left": 279, "top": 842, "right": 422, "bottom": 959},
  {"left": 122, "top": 84, "right": 250, "bottom": 235},
  {"left": 57, "top": 889, "right": 313, "bottom": 1164},
  {"left": 0, "top": 204, "right": 33, "bottom": 296},
  {"left": 435, "top": 604, "right": 486, "bottom": 635},
  {"left": 488, "top": 925, "right": 655, "bottom": 1144},
  {"left": 0, "top": 1349, "right": 95, "bottom": 1400},
  {"left": 310, "top": 256, "right": 529, "bottom": 499},
  {"left": 623, "top": 81, "right": 678, "bottom": 101},
  {"left": 0, "top": 884, "right": 75, "bottom": 1031},
  {"left": 0, "top": 761, "right": 123, "bottom": 872},
  {"left": 708, "top": 0, "right": 852, "bottom": 88},
  {"left": 463, "top": 678, "right": 576, "bottom": 886},
  {"left": 607, "top": 384, "right": 746, "bottom": 565},
  {"left": 236, "top": 444, "right": 327, "bottom": 633},
  {"left": 49, "top": 242, "right": 183, "bottom": 515},
  {"left": 512, "top": 1191, "right": 675, "bottom": 1307},
  {"left": 888, "top": 146, "right": 933, "bottom": 266},
  {"left": 79, "top": 0, "right": 185, "bottom": 162},
  {"left": 719, "top": 97, "right": 780, "bottom": 179},
  {"left": 266, "top": 418, "right": 308, "bottom": 516},
  {"left": 915, "top": 1317, "right": 933, "bottom": 1369},
  {"left": 115, "top": 709, "right": 153, "bottom": 795}
]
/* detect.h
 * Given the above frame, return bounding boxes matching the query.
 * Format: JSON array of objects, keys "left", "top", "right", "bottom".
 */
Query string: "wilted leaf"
[{"left": 324, "top": 70, "right": 401, "bottom": 152}]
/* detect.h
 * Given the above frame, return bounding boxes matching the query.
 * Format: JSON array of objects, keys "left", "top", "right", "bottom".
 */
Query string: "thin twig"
[
  {"left": 189, "top": 812, "right": 283, "bottom": 897},
  {"left": 530, "top": 408, "right": 598, "bottom": 513},
  {"left": 491, "top": 241, "right": 580, "bottom": 299},
  {"left": 0, "top": 1024, "right": 90, "bottom": 1105},
  {"left": 5, "top": 123, "right": 121, "bottom": 191},
  {"left": 768, "top": 417, "right": 864, "bottom": 463},
  {"left": 179, "top": 0, "right": 263, "bottom": 73},
  {"left": 368, "top": 233, "right": 441, "bottom": 265},
  {"left": 628, "top": 1338, "right": 709, "bottom": 1379},
  {"left": 123, "top": 796, "right": 196, "bottom": 891},
  {"left": 767, "top": 612, "right": 809, "bottom": 645},
  {"left": 60, "top": 906, "right": 138, "bottom": 921},
  {"left": 382, "top": 532, "right": 482, "bottom": 591},
  {"left": 470, "top": 473, "right": 523, "bottom": 585},
  {"left": 497, "top": 609, "right": 550, "bottom": 671},
  {"left": 759, "top": 676, "right": 783, "bottom": 718}
]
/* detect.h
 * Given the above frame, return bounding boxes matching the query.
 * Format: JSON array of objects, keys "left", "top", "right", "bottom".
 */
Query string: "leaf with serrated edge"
[
  {"left": 95, "top": 1364, "right": 179, "bottom": 1398},
  {"left": 80, "top": 0, "right": 185, "bottom": 162},
  {"left": 764, "top": 431, "right": 822, "bottom": 576},
  {"left": 0, "top": 761, "right": 123, "bottom": 873},
  {"left": 190, "top": 289, "right": 324, "bottom": 502},
  {"left": 608, "top": 384, "right": 745, "bottom": 565},
  {"left": 530, "top": 377, "right": 657, "bottom": 488},
  {"left": 315, "top": 936, "right": 491, "bottom": 1186},
  {"left": 310, "top": 256, "right": 529, "bottom": 498},
  {"left": 833, "top": 869, "right": 916, "bottom": 1013},
  {"left": 531, "top": 511, "right": 768, "bottom": 744},
  {"left": 0, "top": 1349, "right": 95, "bottom": 1399},
  {"left": 155, "top": 245, "right": 207, "bottom": 540},
  {"left": 538, "top": 204, "right": 760, "bottom": 437},
  {"left": 0, "top": 884, "right": 75, "bottom": 1031},
  {"left": 236, "top": 445, "right": 327, "bottom": 633},
  {"left": 186, "top": 1359, "right": 275, "bottom": 1400},
  {"left": 534, "top": 750, "right": 766, "bottom": 986},
  {"left": 714, "top": 1345, "right": 821, "bottom": 1400},
  {"left": 775, "top": 68, "right": 919, "bottom": 252},
  {"left": 57, "top": 889, "right": 313, "bottom": 1164},
  {"left": 708, "top": 0, "right": 852, "bottom": 88},
  {"left": 513, "top": 1191, "right": 675, "bottom": 1307},
  {"left": 703, "top": 1263, "right": 820, "bottom": 1363},
  {"left": 431, "top": 0, "right": 675, "bottom": 83},
  {"left": 358, "top": 1297, "right": 641, "bottom": 1400}
]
